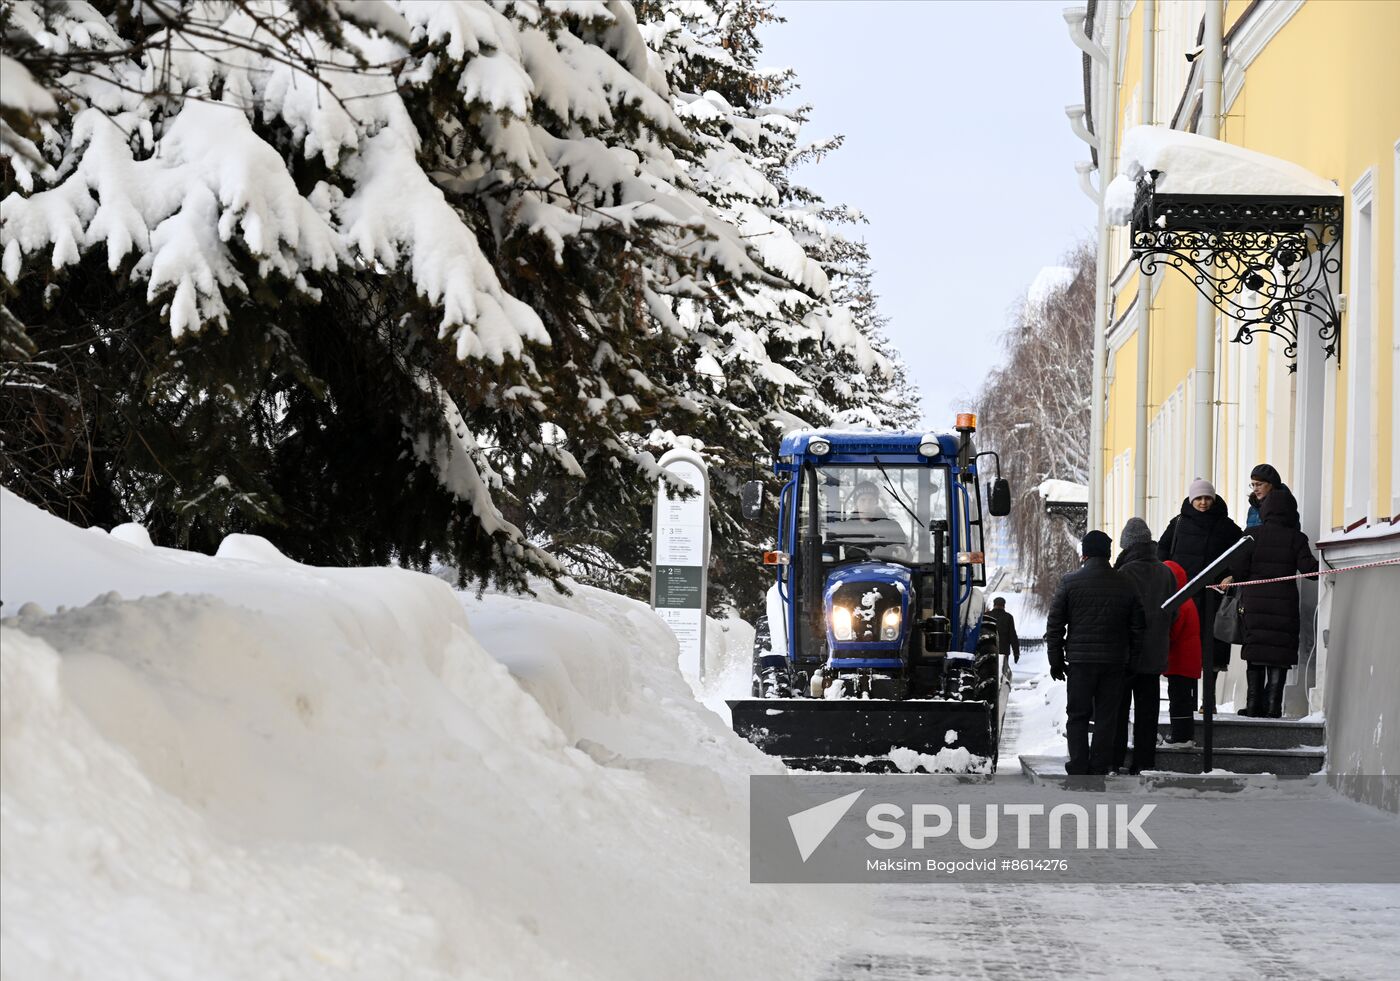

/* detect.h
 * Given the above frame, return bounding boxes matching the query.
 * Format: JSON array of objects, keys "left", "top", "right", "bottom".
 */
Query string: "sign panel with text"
[{"left": 651, "top": 450, "right": 710, "bottom": 680}]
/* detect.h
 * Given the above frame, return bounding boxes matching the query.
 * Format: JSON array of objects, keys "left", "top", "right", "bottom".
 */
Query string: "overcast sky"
[{"left": 758, "top": 0, "right": 1098, "bottom": 427}]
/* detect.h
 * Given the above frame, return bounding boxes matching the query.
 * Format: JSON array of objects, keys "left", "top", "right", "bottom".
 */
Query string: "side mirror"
[
  {"left": 740, "top": 480, "right": 765, "bottom": 521},
  {"left": 988, "top": 478, "right": 1011, "bottom": 517}
]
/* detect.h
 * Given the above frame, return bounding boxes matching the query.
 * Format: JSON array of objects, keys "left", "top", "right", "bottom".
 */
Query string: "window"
[{"left": 810, "top": 464, "right": 948, "bottom": 565}]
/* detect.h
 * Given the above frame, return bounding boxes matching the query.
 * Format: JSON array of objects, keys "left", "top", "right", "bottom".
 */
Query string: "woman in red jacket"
[{"left": 1163, "top": 560, "right": 1202, "bottom": 744}]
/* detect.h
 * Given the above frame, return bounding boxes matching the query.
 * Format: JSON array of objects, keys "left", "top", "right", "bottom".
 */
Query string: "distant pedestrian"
[
  {"left": 1246, "top": 463, "right": 1288, "bottom": 529},
  {"left": 1163, "top": 560, "right": 1202, "bottom": 744},
  {"left": 1046, "top": 530, "right": 1146, "bottom": 775},
  {"left": 987, "top": 596, "right": 1021, "bottom": 663},
  {"left": 1111, "top": 518, "right": 1178, "bottom": 773},
  {"left": 1228, "top": 485, "right": 1319, "bottom": 718},
  {"left": 1158, "top": 478, "right": 1243, "bottom": 710}
]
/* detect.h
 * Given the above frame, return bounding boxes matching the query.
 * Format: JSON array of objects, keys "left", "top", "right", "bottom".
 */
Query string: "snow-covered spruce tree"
[
  {"left": 974, "top": 240, "right": 1094, "bottom": 612},
  {"left": 539, "top": 0, "right": 911, "bottom": 618},
  {"left": 0, "top": 1, "right": 904, "bottom": 598}
]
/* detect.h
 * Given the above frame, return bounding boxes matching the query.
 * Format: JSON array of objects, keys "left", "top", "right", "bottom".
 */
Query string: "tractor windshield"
[{"left": 813, "top": 463, "right": 949, "bottom": 564}]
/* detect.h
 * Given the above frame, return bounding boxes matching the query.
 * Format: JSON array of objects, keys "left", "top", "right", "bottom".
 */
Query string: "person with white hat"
[{"left": 1157, "top": 478, "right": 1243, "bottom": 714}]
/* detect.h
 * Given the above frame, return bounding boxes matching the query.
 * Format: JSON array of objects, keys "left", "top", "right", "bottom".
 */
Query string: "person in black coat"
[
  {"left": 1046, "top": 530, "right": 1147, "bottom": 775},
  {"left": 1228, "top": 485, "right": 1319, "bottom": 718},
  {"left": 1157, "top": 479, "right": 1243, "bottom": 710},
  {"left": 1112, "top": 518, "right": 1178, "bottom": 773},
  {"left": 1245, "top": 462, "right": 1287, "bottom": 529},
  {"left": 986, "top": 597, "right": 1020, "bottom": 662}
]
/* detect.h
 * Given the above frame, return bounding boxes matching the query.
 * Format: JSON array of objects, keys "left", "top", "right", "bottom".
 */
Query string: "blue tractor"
[{"left": 729, "top": 417, "right": 1013, "bottom": 772}]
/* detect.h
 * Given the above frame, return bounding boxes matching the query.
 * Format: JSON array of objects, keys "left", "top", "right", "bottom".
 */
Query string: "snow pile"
[
  {"left": 0, "top": 490, "right": 843, "bottom": 980},
  {"left": 851, "top": 747, "right": 992, "bottom": 775},
  {"left": 1106, "top": 126, "right": 1339, "bottom": 225},
  {"left": 1037, "top": 478, "right": 1089, "bottom": 504},
  {"left": 681, "top": 612, "right": 758, "bottom": 725}
]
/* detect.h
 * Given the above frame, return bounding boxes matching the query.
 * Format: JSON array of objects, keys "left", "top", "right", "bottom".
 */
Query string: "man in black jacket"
[
  {"left": 1046, "top": 530, "right": 1147, "bottom": 775},
  {"left": 986, "top": 597, "right": 1021, "bottom": 662},
  {"left": 1111, "top": 518, "right": 1179, "bottom": 772}
]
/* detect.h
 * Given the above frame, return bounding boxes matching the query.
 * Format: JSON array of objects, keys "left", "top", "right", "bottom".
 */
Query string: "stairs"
[
  {"left": 1145, "top": 713, "right": 1326, "bottom": 775},
  {"left": 1017, "top": 714, "right": 1327, "bottom": 780}
]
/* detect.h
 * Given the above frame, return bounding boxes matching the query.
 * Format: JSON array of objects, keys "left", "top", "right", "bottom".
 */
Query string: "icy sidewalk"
[
  {"left": 818, "top": 881, "right": 1400, "bottom": 980},
  {"left": 810, "top": 661, "right": 1399, "bottom": 980}
]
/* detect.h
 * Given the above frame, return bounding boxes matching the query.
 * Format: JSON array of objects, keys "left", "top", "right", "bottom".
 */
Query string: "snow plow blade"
[{"left": 728, "top": 698, "right": 998, "bottom": 772}]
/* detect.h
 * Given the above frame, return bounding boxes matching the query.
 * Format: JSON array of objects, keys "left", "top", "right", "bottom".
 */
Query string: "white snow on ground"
[
  {"left": 0, "top": 490, "right": 844, "bottom": 981},
  {"left": 1106, "top": 125, "right": 1340, "bottom": 225}
]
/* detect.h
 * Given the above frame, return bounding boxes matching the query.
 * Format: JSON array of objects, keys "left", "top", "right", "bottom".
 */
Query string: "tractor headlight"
[
  {"left": 917, "top": 433, "right": 940, "bottom": 457},
  {"left": 880, "top": 606, "right": 902, "bottom": 641},
  {"left": 830, "top": 604, "right": 854, "bottom": 641},
  {"left": 808, "top": 437, "right": 831, "bottom": 456}
]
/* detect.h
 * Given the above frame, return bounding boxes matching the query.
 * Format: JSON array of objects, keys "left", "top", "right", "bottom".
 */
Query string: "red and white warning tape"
[{"left": 1210, "top": 557, "right": 1400, "bottom": 591}]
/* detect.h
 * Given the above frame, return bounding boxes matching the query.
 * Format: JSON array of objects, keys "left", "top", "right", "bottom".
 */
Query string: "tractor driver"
[
  {"left": 832, "top": 481, "right": 910, "bottom": 560},
  {"left": 850, "top": 481, "right": 890, "bottom": 521}
]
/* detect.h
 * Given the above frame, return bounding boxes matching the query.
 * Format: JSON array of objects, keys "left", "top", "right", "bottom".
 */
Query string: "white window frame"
[
  {"left": 1392, "top": 140, "right": 1400, "bottom": 520},
  {"left": 1345, "top": 168, "right": 1377, "bottom": 527}
]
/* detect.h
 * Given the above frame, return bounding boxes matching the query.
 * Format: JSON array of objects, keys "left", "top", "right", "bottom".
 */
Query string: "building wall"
[
  {"left": 1084, "top": 0, "right": 1400, "bottom": 774},
  {"left": 1318, "top": 558, "right": 1400, "bottom": 813}
]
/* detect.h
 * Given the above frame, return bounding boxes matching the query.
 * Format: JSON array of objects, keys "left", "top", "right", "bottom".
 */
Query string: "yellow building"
[{"left": 1069, "top": 0, "right": 1399, "bottom": 801}]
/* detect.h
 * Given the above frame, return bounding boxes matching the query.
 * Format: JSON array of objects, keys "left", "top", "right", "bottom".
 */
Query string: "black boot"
[
  {"left": 1263, "top": 666, "right": 1288, "bottom": 718},
  {"left": 1239, "top": 665, "right": 1266, "bottom": 717}
]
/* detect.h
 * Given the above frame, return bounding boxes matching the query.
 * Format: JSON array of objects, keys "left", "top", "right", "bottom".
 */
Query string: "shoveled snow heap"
[
  {"left": 0, "top": 490, "right": 845, "bottom": 980},
  {"left": 1105, "top": 125, "right": 1339, "bottom": 226}
]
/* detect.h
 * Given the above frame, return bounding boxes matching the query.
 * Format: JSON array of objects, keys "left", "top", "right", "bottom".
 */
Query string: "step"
[
  {"left": 1147, "top": 745, "right": 1325, "bottom": 776},
  {"left": 1018, "top": 754, "right": 1307, "bottom": 792},
  {"left": 1154, "top": 713, "right": 1325, "bottom": 751}
]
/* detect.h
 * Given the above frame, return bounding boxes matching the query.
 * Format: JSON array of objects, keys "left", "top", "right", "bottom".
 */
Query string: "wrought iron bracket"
[
  {"left": 1128, "top": 174, "right": 1344, "bottom": 370},
  {"left": 1044, "top": 501, "right": 1089, "bottom": 539}
]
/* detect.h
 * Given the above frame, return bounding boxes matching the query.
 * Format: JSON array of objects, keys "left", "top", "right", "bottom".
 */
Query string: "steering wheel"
[{"left": 873, "top": 543, "right": 912, "bottom": 563}]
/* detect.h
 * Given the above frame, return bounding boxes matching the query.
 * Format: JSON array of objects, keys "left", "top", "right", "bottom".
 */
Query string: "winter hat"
[
  {"left": 1081, "top": 530, "right": 1112, "bottom": 559},
  {"left": 1120, "top": 516, "right": 1153, "bottom": 549},
  {"left": 1187, "top": 478, "right": 1216, "bottom": 501},
  {"left": 1250, "top": 463, "right": 1282, "bottom": 486}
]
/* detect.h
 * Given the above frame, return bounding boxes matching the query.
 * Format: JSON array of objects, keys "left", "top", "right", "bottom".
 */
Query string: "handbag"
[{"left": 1213, "top": 587, "right": 1245, "bottom": 645}]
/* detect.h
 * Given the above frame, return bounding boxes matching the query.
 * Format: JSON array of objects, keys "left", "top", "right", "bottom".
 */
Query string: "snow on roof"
[
  {"left": 1027, "top": 266, "right": 1076, "bottom": 308},
  {"left": 1106, "top": 126, "right": 1339, "bottom": 226},
  {"left": 1038, "top": 479, "right": 1088, "bottom": 504}
]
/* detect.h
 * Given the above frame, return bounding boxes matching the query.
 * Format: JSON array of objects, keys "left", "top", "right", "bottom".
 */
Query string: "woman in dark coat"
[
  {"left": 1158, "top": 479, "right": 1243, "bottom": 710},
  {"left": 1228, "top": 485, "right": 1319, "bottom": 718}
]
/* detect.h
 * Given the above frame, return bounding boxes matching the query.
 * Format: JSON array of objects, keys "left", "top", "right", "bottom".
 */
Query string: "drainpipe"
[
  {"left": 1088, "top": 0, "right": 1121, "bottom": 531},
  {"left": 1194, "top": 1, "right": 1224, "bottom": 484},
  {"left": 1133, "top": 0, "right": 1155, "bottom": 519}
]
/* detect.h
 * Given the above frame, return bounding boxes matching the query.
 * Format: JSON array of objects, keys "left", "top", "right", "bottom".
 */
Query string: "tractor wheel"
[{"left": 751, "top": 616, "right": 790, "bottom": 698}]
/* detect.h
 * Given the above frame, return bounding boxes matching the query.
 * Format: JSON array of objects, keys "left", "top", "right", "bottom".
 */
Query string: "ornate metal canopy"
[
  {"left": 1127, "top": 173, "right": 1344, "bottom": 370},
  {"left": 1044, "top": 501, "right": 1089, "bottom": 538}
]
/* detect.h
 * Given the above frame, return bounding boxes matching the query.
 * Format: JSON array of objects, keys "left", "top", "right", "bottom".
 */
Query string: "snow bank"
[
  {"left": 0, "top": 490, "right": 841, "bottom": 980},
  {"left": 1106, "top": 126, "right": 1339, "bottom": 225},
  {"left": 680, "top": 611, "right": 758, "bottom": 725}
]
